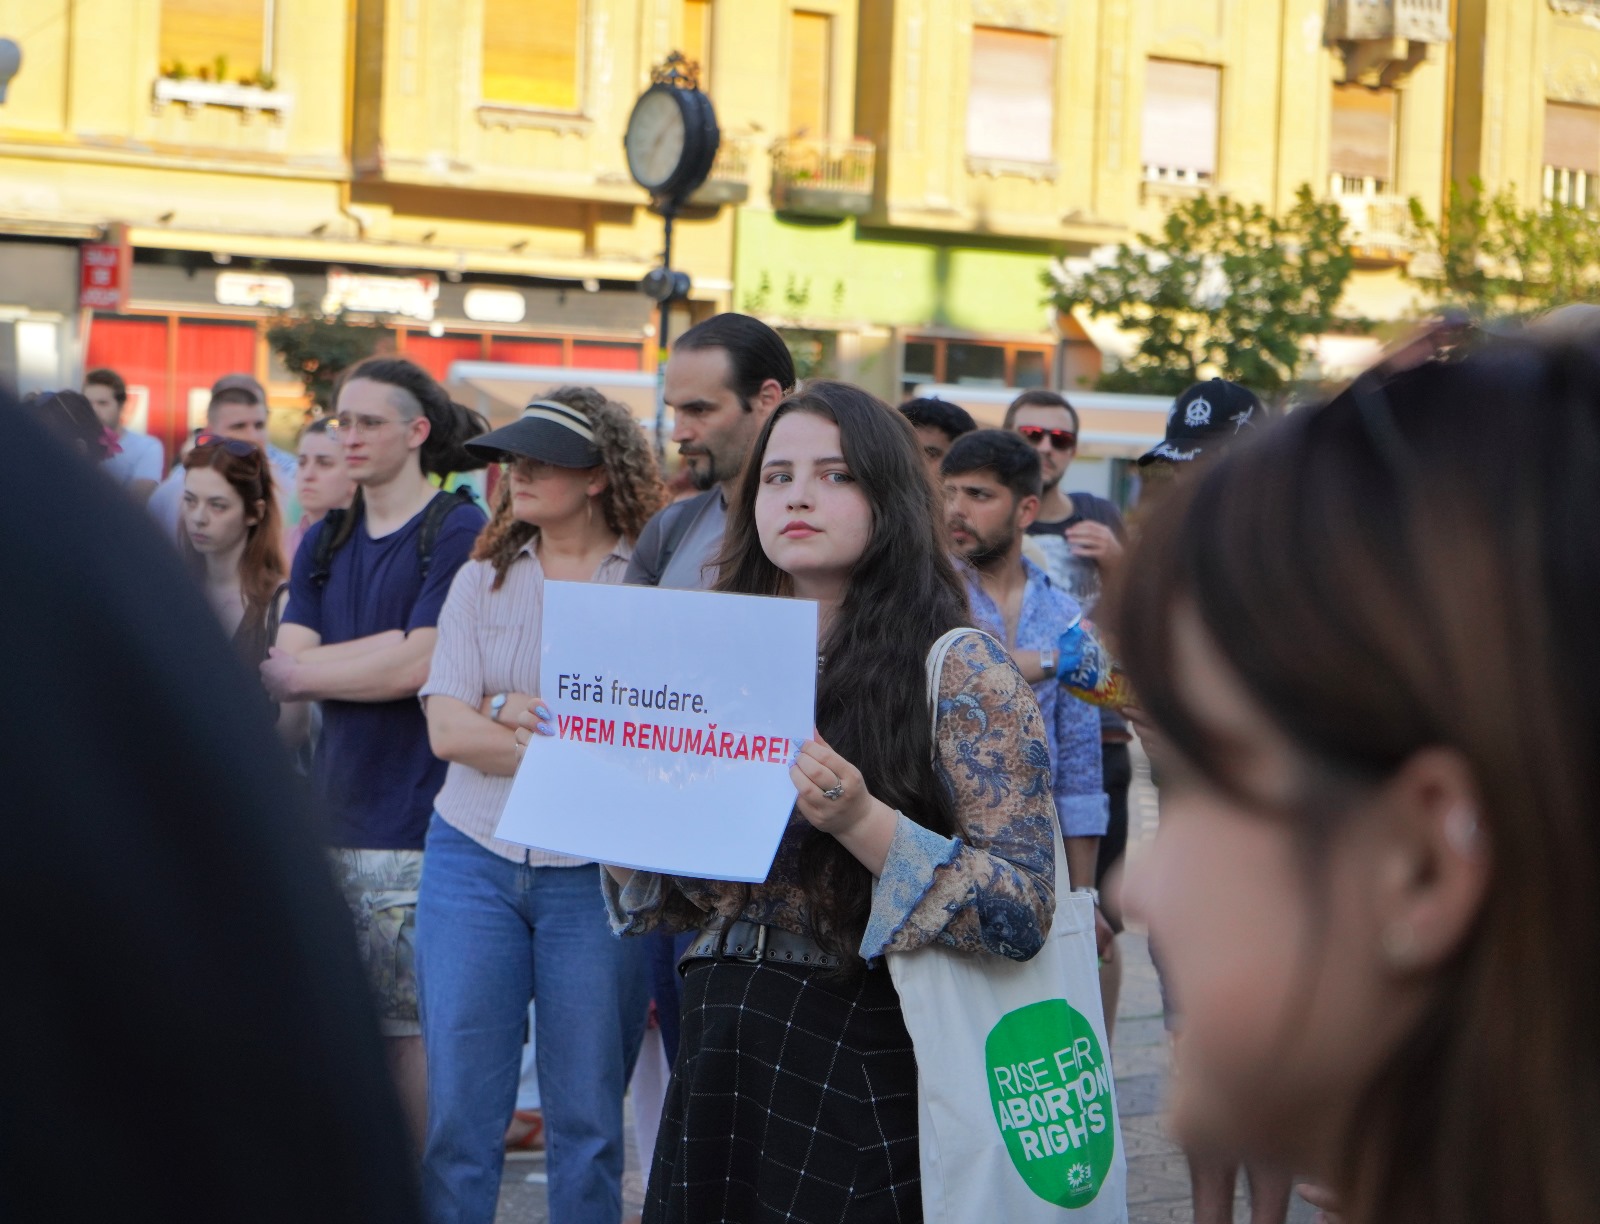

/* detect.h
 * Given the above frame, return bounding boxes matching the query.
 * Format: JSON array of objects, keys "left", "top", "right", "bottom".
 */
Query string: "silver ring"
[{"left": 821, "top": 782, "right": 845, "bottom": 801}]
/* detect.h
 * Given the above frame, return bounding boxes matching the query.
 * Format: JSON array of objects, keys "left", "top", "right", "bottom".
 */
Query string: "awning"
[{"left": 446, "top": 361, "right": 662, "bottom": 428}]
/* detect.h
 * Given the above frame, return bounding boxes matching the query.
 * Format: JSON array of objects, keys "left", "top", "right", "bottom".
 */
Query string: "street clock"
[{"left": 623, "top": 56, "right": 719, "bottom": 207}]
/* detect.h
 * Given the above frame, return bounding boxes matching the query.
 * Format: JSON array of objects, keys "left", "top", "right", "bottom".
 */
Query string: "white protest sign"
[{"left": 495, "top": 581, "right": 818, "bottom": 882}]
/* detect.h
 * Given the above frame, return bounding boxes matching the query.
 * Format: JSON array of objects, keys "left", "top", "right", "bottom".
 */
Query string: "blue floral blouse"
[{"left": 602, "top": 631, "right": 1058, "bottom": 963}]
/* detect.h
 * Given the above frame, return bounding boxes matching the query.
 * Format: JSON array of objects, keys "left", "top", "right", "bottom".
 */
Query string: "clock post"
[{"left": 623, "top": 54, "right": 719, "bottom": 458}]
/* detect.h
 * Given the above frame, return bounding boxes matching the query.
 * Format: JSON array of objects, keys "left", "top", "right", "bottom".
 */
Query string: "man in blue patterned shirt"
[{"left": 941, "top": 430, "right": 1111, "bottom": 949}]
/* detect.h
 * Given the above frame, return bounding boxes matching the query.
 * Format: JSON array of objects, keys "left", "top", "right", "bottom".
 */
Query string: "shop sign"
[
  {"left": 322, "top": 269, "right": 439, "bottom": 321},
  {"left": 463, "top": 287, "right": 527, "bottom": 324},
  {"left": 80, "top": 228, "right": 130, "bottom": 311},
  {"left": 216, "top": 271, "right": 296, "bottom": 310}
]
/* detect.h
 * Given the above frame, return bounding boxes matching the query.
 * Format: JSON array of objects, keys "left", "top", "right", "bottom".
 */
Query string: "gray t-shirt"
[{"left": 624, "top": 489, "right": 727, "bottom": 591}]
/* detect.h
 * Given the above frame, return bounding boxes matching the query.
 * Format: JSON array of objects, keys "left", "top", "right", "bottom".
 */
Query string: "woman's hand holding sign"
[
  {"left": 512, "top": 700, "right": 555, "bottom": 757},
  {"left": 791, "top": 736, "right": 897, "bottom": 877}
]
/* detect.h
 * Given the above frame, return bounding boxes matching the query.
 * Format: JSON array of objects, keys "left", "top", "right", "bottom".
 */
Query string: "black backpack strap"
[
  {"left": 416, "top": 485, "right": 478, "bottom": 579},
  {"left": 309, "top": 492, "right": 363, "bottom": 590},
  {"left": 265, "top": 581, "right": 290, "bottom": 645}
]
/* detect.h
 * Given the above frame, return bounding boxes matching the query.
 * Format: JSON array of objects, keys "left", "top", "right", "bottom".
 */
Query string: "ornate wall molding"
[
  {"left": 970, "top": 0, "right": 1066, "bottom": 34},
  {"left": 1546, "top": 53, "right": 1600, "bottom": 105},
  {"left": 966, "top": 154, "right": 1060, "bottom": 181},
  {"left": 1550, "top": 0, "right": 1600, "bottom": 18}
]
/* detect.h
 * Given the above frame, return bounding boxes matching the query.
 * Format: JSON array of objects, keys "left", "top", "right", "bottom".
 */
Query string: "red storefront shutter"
[
  {"left": 572, "top": 340, "right": 645, "bottom": 371},
  {"left": 405, "top": 334, "right": 486, "bottom": 382},
  {"left": 489, "top": 336, "right": 564, "bottom": 365},
  {"left": 85, "top": 316, "right": 172, "bottom": 459},
  {"left": 175, "top": 319, "right": 258, "bottom": 437}
]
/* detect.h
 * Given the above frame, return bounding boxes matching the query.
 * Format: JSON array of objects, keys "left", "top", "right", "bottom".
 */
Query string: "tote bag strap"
[
  {"left": 925, "top": 627, "right": 1070, "bottom": 863},
  {"left": 924, "top": 628, "right": 977, "bottom": 754}
]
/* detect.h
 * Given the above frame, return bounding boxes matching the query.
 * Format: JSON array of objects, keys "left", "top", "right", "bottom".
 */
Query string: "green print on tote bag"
[{"left": 986, "top": 999, "right": 1116, "bottom": 1206}]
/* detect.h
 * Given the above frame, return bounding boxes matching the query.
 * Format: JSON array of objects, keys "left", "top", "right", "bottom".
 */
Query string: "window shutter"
[
  {"left": 483, "top": 0, "right": 582, "bottom": 110},
  {"left": 966, "top": 27, "right": 1055, "bottom": 164},
  {"left": 683, "top": 0, "right": 713, "bottom": 92},
  {"left": 159, "top": 0, "right": 265, "bottom": 80},
  {"left": 1140, "top": 60, "right": 1221, "bottom": 178},
  {"left": 1330, "top": 85, "right": 1396, "bottom": 183},
  {"left": 788, "top": 11, "right": 832, "bottom": 138},
  {"left": 1544, "top": 102, "right": 1600, "bottom": 174}
]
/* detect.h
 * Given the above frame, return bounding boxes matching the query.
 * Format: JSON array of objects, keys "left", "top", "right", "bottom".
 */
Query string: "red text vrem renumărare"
[{"left": 554, "top": 714, "right": 793, "bottom": 764}]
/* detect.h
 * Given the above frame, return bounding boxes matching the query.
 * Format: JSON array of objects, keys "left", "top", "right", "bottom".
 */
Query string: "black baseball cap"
[
  {"left": 1137, "top": 379, "right": 1265, "bottom": 467},
  {"left": 466, "top": 398, "right": 602, "bottom": 468}
]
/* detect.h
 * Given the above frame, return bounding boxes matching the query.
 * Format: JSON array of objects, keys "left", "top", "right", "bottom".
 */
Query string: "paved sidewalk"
[{"left": 494, "top": 745, "right": 1315, "bottom": 1223}]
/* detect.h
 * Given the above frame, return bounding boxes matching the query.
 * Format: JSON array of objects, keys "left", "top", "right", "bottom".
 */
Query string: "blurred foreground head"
[
  {"left": 0, "top": 404, "right": 419, "bottom": 1222},
  {"left": 1112, "top": 339, "right": 1600, "bottom": 1224}
]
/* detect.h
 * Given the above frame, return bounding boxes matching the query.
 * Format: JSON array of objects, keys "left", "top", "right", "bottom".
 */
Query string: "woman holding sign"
[
  {"left": 415, "top": 387, "right": 664, "bottom": 1224},
  {"left": 522, "top": 381, "right": 1062, "bottom": 1221}
]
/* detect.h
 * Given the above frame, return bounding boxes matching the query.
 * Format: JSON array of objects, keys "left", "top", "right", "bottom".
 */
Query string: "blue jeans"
[{"left": 416, "top": 815, "right": 648, "bottom": 1224}]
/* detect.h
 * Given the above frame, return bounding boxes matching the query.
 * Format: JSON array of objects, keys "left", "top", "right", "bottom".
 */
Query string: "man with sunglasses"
[
  {"left": 1004, "top": 389, "right": 1126, "bottom": 607},
  {"left": 1005, "top": 388, "right": 1132, "bottom": 1035}
]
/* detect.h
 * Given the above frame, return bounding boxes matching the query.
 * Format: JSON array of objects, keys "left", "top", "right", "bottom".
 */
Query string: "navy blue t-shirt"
[{"left": 285, "top": 496, "right": 486, "bottom": 850}]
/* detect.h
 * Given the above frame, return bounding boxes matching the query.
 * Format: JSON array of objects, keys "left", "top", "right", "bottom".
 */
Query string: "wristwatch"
[
  {"left": 489, "top": 692, "right": 509, "bottom": 722},
  {"left": 1039, "top": 645, "right": 1058, "bottom": 676}
]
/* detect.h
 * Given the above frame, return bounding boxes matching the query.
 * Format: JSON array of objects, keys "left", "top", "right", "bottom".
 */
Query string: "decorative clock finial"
[{"left": 651, "top": 51, "right": 702, "bottom": 92}]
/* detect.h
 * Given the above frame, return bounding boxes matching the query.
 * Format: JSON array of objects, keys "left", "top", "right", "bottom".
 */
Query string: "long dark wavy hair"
[
  {"left": 714, "top": 380, "right": 971, "bottom": 961},
  {"left": 1109, "top": 338, "right": 1600, "bottom": 1224},
  {"left": 471, "top": 386, "right": 667, "bottom": 588}
]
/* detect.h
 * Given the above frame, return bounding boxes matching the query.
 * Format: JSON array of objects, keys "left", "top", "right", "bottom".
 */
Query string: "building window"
[
  {"left": 788, "top": 11, "right": 832, "bottom": 138},
  {"left": 966, "top": 28, "right": 1055, "bottom": 165},
  {"left": 1141, "top": 60, "right": 1220, "bottom": 185},
  {"left": 1544, "top": 101, "right": 1600, "bottom": 210},
  {"left": 1330, "top": 83, "right": 1397, "bottom": 196},
  {"left": 160, "top": 0, "right": 273, "bottom": 82},
  {"left": 900, "top": 336, "right": 1052, "bottom": 397},
  {"left": 683, "top": 0, "right": 713, "bottom": 92},
  {"left": 483, "top": 0, "right": 582, "bottom": 111}
]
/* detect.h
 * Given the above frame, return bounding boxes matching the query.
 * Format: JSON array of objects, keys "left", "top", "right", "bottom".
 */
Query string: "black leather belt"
[{"left": 679, "top": 919, "right": 843, "bottom": 973}]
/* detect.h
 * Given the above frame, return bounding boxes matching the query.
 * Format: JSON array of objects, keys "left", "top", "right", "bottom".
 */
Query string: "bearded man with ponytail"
[{"left": 263, "top": 358, "right": 488, "bottom": 1144}]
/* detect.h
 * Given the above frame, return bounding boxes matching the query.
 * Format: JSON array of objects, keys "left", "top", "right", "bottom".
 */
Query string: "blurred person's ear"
[{"left": 1365, "top": 747, "right": 1491, "bottom": 977}]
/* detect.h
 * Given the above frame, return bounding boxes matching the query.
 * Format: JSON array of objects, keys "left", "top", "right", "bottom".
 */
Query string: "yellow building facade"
[
  {"left": 0, "top": 0, "right": 736, "bottom": 453},
  {"left": 1454, "top": 0, "right": 1600, "bottom": 213},
  {"left": 0, "top": 0, "right": 1590, "bottom": 449}
]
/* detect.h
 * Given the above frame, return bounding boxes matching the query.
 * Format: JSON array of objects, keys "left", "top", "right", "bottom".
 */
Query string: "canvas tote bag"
[{"left": 888, "top": 628, "right": 1129, "bottom": 1224}]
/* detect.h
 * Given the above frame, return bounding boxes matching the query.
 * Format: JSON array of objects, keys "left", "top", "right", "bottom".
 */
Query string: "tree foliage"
[
  {"left": 1045, "top": 185, "right": 1355, "bottom": 396},
  {"left": 265, "top": 310, "right": 382, "bottom": 413},
  {"left": 1406, "top": 179, "right": 1600, "bottom": 320}
]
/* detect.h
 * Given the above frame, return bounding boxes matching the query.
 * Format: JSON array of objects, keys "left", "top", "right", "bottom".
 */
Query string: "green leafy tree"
[
  {"left": 1407, "top": 179, "right": 1600, "bottom": 320},
  {"left": 266, "top": 309, "right": 382, "bottom": 413},
  {"left": 1045, "top": 185, "right": 1355, "bottom": 396}
]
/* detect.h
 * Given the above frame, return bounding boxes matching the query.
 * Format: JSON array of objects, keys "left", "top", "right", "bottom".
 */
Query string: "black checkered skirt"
[{"left": 644, "top": 957, "right": 921, "bottom": 1224}]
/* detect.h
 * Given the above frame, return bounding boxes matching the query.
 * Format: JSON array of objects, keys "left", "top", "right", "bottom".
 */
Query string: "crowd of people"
[{"left": 12, "top": 303, "right": 1600, "bottom": 1224}]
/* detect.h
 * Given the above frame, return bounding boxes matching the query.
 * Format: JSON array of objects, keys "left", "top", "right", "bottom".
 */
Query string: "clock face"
[{"left": 625, "top": 88, "right": 688, "bottom": 191}]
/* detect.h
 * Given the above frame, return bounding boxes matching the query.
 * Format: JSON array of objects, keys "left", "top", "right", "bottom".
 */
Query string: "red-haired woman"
[{"left": 181, "top": 435, "right": 291, "bottom": 670}]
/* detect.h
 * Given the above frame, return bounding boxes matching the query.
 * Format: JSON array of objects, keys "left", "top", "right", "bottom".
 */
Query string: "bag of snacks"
[{"left": 1056, "top": 618, "right": 1133, "bottom": 709}]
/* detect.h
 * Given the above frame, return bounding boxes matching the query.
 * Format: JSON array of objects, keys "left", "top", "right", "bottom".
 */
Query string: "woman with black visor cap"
[{"left": 414, "top": 388, "right": 666, "bottom": 1224}]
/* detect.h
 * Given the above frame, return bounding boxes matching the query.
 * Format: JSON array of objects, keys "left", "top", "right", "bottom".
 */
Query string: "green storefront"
[{"left": 733, "top": 211, "right": 1073, "bottom": 401}]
